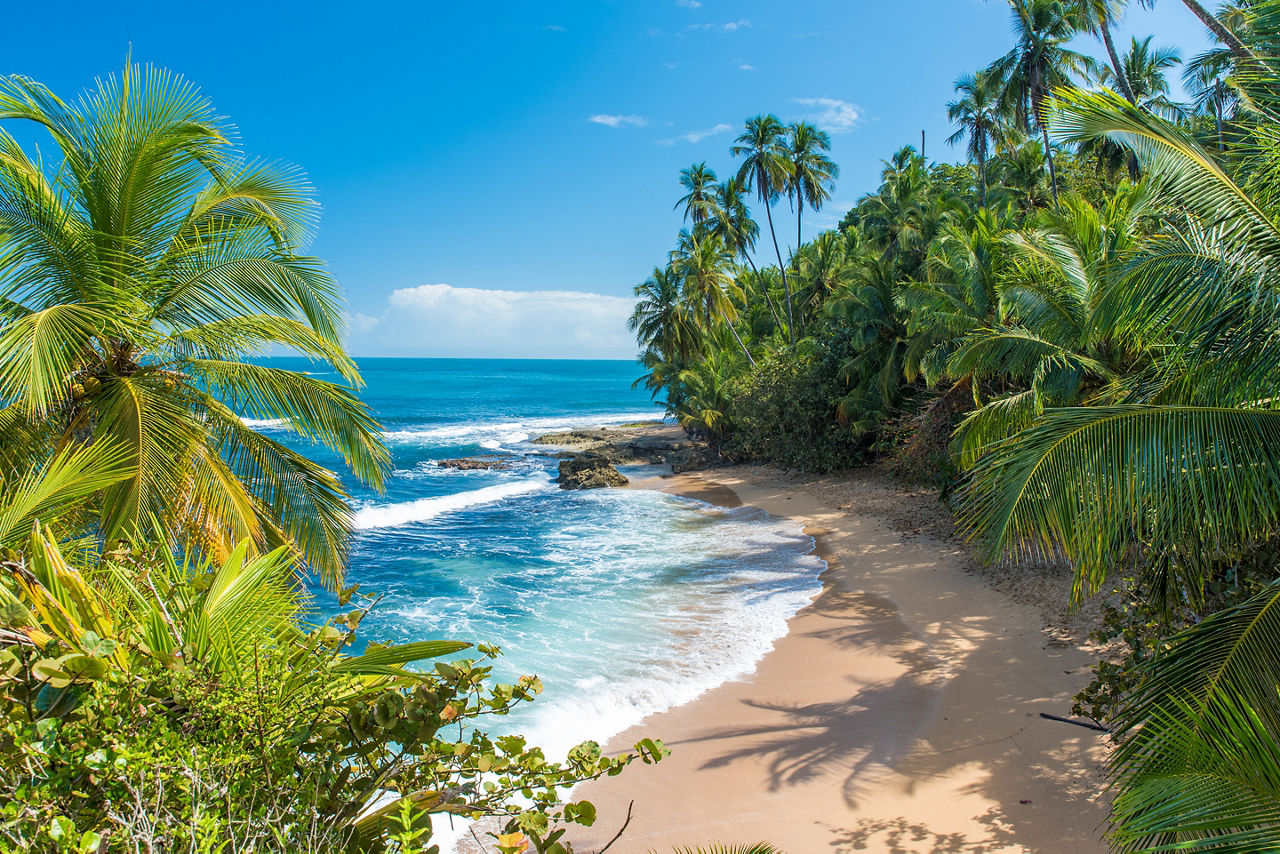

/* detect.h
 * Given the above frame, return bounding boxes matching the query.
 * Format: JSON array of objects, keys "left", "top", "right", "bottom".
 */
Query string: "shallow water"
[{"left": 256, "top": 357, "right": 826, "bottom": 755}]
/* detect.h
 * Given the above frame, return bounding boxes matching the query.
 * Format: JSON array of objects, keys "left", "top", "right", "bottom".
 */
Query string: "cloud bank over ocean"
[{"left": 347, "top": 283, "right": 637, "bottom": 359}]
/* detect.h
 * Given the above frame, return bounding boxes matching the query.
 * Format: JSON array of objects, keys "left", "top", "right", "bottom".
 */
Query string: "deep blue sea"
[{"left": 253, "top": 358, "right": 824, "bottom": 757}]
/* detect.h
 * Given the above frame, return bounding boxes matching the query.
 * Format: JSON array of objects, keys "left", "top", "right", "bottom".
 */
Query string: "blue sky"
[{"left": 4, "top": 1, "right": 1209, "bottom": 357}]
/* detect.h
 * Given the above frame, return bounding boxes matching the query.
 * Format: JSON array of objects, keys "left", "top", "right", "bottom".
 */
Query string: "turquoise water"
[{"left": 255, "top": 358, "right": 824, "bottom": 756}]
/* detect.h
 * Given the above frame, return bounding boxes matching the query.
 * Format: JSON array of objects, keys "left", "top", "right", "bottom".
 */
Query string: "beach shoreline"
[{"left": 558, "top": 454, "right": 1110, "bottom": 853}]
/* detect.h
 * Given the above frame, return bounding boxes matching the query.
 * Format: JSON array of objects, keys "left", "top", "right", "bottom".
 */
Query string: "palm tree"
[
  {"left": 709, "top": 176, "right": 785, "bottom": 332},
  {"left": 903, "top": 207, "right": 1013, "bottom": 393},
  {"left": 670, "top": 230, "right": 755, "bottom": 366},
  {"left": 1100, "top": 36, "right": 1184, "bottom": 179},
  {"left": 1105, "top": 582, "right": 1280, "bottom": 851},
  {"left": 784, "top": 121, "right": 839, "bottom": 260},
  {"left": 1183, "top": 49, "right": 1237, "bottom": 150},
  {"left": 0, "top": 62, "right": 389, "bottom": 589},
  {"left": 950, "top": 184, "right": 1152, "bottom": 468},
  {"left": 1154, "top": 0, "right": 1256, "bottom": 61},
  {"left": 733, "top": 115, "right": 796, "bottom": 345},
  {"left": 946, "top": 70, "right": 1006, "bottom": 207},
  {"left": 675, "top": 162, "right": 719, "bottom": 228},
  {"left": 1102, "top": 35, "right": 1184, "bottom": 118},
  {"left": 961, "top": 84, "right": 1280, "bottom": 601},
  {"left": 629, "top": 265, "right": 701, "bottom": 367},
  {"left": 986, "top": 0, "right": 1097, "bottom": 205},
  {"left": 1074, "top": 0, "right": 1140, "bottom": 103}
]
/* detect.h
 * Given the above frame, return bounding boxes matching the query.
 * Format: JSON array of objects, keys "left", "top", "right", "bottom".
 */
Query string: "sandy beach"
[{"left": 565, "top": 464, "right": 1110, "bottom": 853}]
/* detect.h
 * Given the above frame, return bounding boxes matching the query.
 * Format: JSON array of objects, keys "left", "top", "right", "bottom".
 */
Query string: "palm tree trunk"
[
  {"left": 978, "top": 145, "right": 987, "bottom": 208},
  {"left": 763, "top": 197, "right": 796, "bottom": 346},
  {"left": 796, "top": 196, "right": 804, "bottom": 266},
  {"left": 744, "top": 253, "right": 785, "bottom": 332},
  {"left": 1037, "top": 105, "right": 1059, "bottom": 207},
  {"left": 1178, "top": 0, "right": 1255, "bottom": 61},
  {"left": 725, "top": 320, "right": 756, "bottom": 367},
  {"left": 1101, "top": 23, "right": 1137, "bottom": 104}
]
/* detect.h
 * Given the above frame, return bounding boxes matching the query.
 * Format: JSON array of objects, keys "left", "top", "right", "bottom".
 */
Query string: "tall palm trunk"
[
  {"left": 1035, "top": 93, "right": 1060, "bottom": 207},
  {"left": 796, "top": 195, "right": 804, "bottom": 269},
  {"left": 743, "top": 253, "right": 785, "bottom": 331},
  {"left": 978, "top": 141, "right": 988, "bottom": 208},
  {"left": 1178, "top": 0, "right": 1255, "bottom": 61},
  {"left": 725, "top": 319, "right": 756, "bottom": 366},
  {"left": 762, "top": 194, "right": 796, "bottom": 346},
  {"left": 1101, "top": 23, "right": 1137, "bottom": 104}
]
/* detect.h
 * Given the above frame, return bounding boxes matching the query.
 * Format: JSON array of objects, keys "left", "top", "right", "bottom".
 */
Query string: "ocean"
[{"left": 253, "top": 357, "right": 825, "bottom": 757}]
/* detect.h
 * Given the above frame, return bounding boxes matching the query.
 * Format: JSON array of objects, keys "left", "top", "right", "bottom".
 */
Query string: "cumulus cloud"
[
  {"left": 589, "top": 113, "right": 649, "bottom": 128},
  {"left": 739, "top": 63, "right": 754, "bottom": 71},
  {"left": 346, "top": 284, "right": 637, "bottom": 358},
  {"left": 793, "top": 97, "right": 862, "bottom": 133}
]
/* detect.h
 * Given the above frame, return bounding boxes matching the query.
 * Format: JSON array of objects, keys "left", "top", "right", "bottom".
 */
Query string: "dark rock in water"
[
  {"left": 556, "top": 453, "right": 629, "bottom": 489},
  {"left": 437, "top": 456, "right": 510, "bottom": 471}
]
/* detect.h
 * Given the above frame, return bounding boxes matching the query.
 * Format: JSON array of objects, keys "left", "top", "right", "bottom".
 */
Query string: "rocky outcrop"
[
  {"left": 534, "top": 424, "right": 706, "bottom": 470},
  {"left": 556, "top": 453, "right": 629, "bottom": 490},
  {"left": 436, "top": 456, "right": 511, "bottom": 470}
]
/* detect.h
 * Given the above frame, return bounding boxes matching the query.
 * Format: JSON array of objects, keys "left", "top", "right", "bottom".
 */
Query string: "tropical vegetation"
[
  {"left": 631, "top": 0, "right": 1280, "bottom": 848},
  {"left": 0, "top": 63, "right": 665, "bottom": 852}
]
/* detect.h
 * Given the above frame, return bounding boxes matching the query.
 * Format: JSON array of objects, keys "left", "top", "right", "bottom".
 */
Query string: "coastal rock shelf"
[{"left": 533, "top": 422, "right": 710, "bottom": 472}]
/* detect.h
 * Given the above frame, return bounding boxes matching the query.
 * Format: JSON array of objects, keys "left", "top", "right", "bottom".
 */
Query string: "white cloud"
[
  {"left": 739, "top": 63, "right": 754, "bottom": 71},
  {"left": 589, "top": 113, "right": 649, "bottom": 128},
  {"left": 675, "top": 0, "right": 701, "bottom": 7},
  {"left": 542, "top": 24, "right": 565, "bottom": 32},
  {"left": 682, "top": 122, "right": 733, "bottom": 143},
  {"left": 793, "top": 97, "right": 862, "bottom": 133},
  {"left": 347, "top": 284, "right": 637, "bottom": 358},
  {"left": 687, "top": 19, "right": 751, "bottom": 32}
]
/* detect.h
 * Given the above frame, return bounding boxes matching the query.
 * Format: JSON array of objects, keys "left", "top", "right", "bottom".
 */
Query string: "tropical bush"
[
  {"left": 0, "top": 529, "right": 664, "bottom": 852},
  {"left": 725, "top": 334, "right": 865, "bottom": 473}
]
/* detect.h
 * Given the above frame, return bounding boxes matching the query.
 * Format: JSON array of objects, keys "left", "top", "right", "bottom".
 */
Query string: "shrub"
[
  {"left": 0, "top": 532, "right": 665, "bottom": 853},
  {"left": 725, "top": 334, "right": 866, "bottom": 473}
]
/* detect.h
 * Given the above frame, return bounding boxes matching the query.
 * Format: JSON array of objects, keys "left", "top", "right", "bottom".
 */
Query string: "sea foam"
[{"left": 353, "top": 476, "right": 551, "bottom": 529}]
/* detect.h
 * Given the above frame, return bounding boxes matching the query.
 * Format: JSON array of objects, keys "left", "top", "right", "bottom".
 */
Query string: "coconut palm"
[
  {"left": 1183, "top": 49, "right": 1238, "bottom": 150},
  {"left": 961, "top": 71, "right": 1280, "bottom": 598},
  {"left": 1102, "top": 36, "right": 1184, "bottom": 119},
  {"left": 1149, "top": 0, "right": 1257, "bottom": 61},
  {"left": 709, "top": 176, "right": 785, "bottom": 332},
  {"left": 986, "top": 0, "right": 1098, "bottom": 205},
  {"left": 1074, "top": 0, "right": 1142, "bottom": 103},
  {"left": 783, "top": 121, "right": 839, "bottom": 260},
  {"left": 1105, "top": 581, "right": 1280, "bottom": 851},
  {"left": 733, "top": 114, "right": 796, "bottom": 345},
  {"left": 675, "top": 162, "right": 719, "bottom": 228},
  {"left": 670, "top": 230, "right": 754, "bottom": 365},
  {"left": 903, "top": 207, "right": 1014, "bottom": 392},
  {"left": 629, "top": 265, "right": 701, "bottom": 367},
  {"left": 950, "top": 184, "right": 1152, "bottom": 470},
  {"left": 947, "top": 70, "right": 1007, "bottom": 207},
  {"left": 0, "top": 63, "right": 389, "bottom": 589},
  {"left": 792, "top": 229, "right": 855, "bottom": 324}
]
